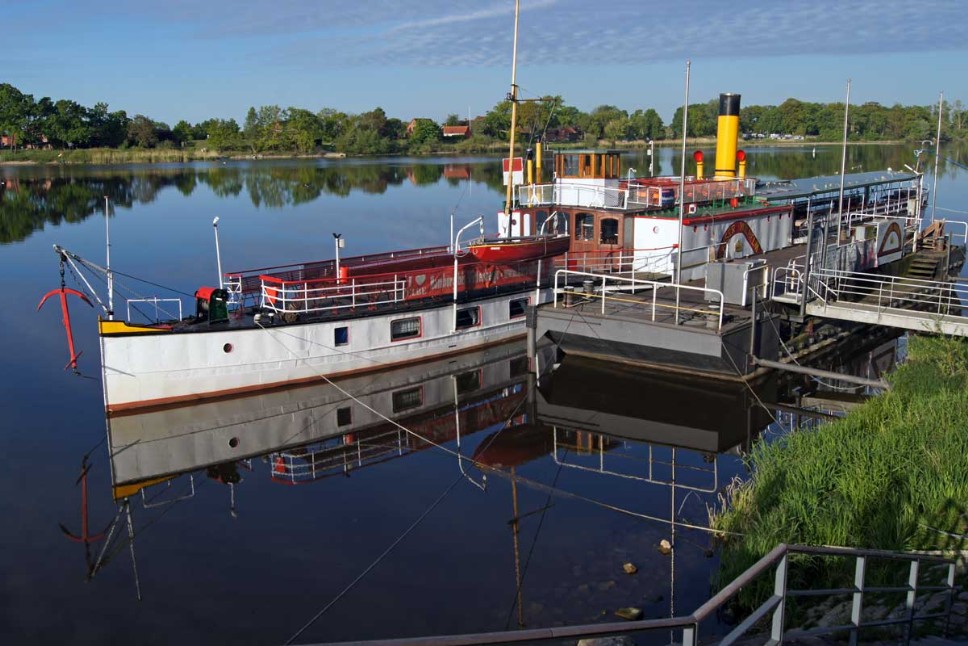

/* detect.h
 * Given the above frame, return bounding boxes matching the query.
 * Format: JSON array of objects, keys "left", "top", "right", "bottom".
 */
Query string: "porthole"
[
  {"left": 223, "top": 343, "right": 233, "bottom": 353},
  {"left": 228, "top": 437, "right": 239, "bottom": 448}
]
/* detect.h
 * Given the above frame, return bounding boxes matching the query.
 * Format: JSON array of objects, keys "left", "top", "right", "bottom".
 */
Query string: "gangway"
[{"left": 775, "top": 266, "right": 968, "bottom": 337}]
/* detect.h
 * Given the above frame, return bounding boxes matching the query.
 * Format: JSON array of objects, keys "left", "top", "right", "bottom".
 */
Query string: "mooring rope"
[{"left": 283, "top": 474, "right": 464, "bottom": 645}]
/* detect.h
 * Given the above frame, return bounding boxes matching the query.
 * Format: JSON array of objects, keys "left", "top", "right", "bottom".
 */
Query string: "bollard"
[
  {"left": 583, "top": 279, "right": 594, "bottom": 295},
  {"left": 563, "top": 286, "right": 575, "bottom": 306}
]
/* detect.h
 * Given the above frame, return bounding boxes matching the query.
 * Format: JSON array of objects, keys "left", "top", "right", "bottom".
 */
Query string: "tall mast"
[
  {"left": 930, "top": 91, "right": 943, "bottom": 224},
  {"left": 504, "top": 0, "right": 521, "bottom": 216},
  {"left": 674, "top": 60, "right": 691, "bottom": 322},
  {"left": 836, "top": 79, "right": 850, "bottom": 245},
  {"left": 104, "top": 195, "right": 114, "bottom": 320}
]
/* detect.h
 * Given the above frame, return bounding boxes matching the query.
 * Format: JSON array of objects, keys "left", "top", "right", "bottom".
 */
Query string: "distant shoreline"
[{"left": 0, "top": 139, "right": 917, "bottom": 166}]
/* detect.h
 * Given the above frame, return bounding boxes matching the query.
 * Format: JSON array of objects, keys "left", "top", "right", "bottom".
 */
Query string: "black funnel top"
[{"left": 719, "top": 93, "right": 741, "bottom": 117}]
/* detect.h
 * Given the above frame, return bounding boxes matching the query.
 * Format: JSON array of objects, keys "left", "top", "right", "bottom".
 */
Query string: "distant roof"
[
  {"left": 442, "top": 125, "right": 470, "bottom": 136},
  {"left": 757, "top": 169, "right": 918, "bottom": 200}
]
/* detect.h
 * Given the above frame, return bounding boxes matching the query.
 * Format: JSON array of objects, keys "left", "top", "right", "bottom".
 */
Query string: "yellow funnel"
[{"left": 714, "top": 93, "right": 740, "bottom": 179}]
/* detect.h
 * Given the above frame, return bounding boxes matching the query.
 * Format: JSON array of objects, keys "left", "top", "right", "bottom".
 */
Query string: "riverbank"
[
  {"left": 712, "top": 334, "right": 968, "bottom": 590},
  {"left": 0, "top": 138, "right": 908, "bottom": 166}
]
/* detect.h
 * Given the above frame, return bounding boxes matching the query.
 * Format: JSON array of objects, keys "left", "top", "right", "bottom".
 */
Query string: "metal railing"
[
  {"left": 551, "top": 429, "right": 719, "bottom": 493},
  {"left": 516, "top": 178, "right": 756, "bottom": 211},
  {"left": 811, "top": 267, "right": 967, "bottom": 316},
  {"left": 261, "top": 275, "right": 406, "bottom": 315},
  {"left": 552, "top": 269, "right": 726, "bottom": 331},
  {"left": 313, "top": 544, "right": 959, "bottom": 646},
  {"left": 125, "top": 297, "right": 183, "bottom": 323}
]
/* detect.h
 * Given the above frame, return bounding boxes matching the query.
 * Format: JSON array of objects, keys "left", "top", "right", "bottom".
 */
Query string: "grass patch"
[{"left": 712, "top": 335, "right": 968, "bottom": 600}]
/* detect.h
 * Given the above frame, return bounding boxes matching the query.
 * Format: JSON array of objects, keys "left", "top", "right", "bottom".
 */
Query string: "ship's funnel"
[{"left": 714, "top": 93, "right": 740, "bottom": 179}]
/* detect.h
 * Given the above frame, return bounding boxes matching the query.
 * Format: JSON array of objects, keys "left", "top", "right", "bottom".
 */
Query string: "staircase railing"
[{"left": 311, "top": 544, "right": 960, "bottom": 646}]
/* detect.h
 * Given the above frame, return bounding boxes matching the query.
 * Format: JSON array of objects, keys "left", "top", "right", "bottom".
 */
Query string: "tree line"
[{"left": 0, "top": 82, "right": 964, "bottom": 157}]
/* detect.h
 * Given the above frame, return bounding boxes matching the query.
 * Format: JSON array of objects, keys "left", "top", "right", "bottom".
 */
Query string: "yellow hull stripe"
[{"left": 99, "top": 319, "right": 172, "bottom": 335}]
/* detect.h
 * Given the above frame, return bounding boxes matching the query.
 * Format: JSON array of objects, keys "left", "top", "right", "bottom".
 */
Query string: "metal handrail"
[
  {"left": 552, "top": 269, "right": 726, "bottom": 331},
  {"left": 811, "top": 267, "right": 967, "bottom": 317},
  {"left": 312, "top": 543, "right": 959, "bottom": 646},
  {"left": 125, "top": 297, "right": 183, "bottom": 323}
]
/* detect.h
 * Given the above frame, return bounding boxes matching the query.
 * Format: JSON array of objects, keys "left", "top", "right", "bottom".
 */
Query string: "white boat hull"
[{"left": 101, "top": 289, "right": 549, "bottom": 413}]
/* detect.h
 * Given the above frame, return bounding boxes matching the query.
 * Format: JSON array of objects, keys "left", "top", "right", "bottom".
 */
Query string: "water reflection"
[
  {"left": 0, "top": 161, "right": 506, "bottom": 244},
  {"left": 3, "top": 144, "right": 964, "bottom": 245},
  {"left": 80, "top": 330, "right": 898, "bottom": 640}
]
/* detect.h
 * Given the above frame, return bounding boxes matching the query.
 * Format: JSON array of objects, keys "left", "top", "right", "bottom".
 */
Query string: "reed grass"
[{"left": 712, "top": 335, "right": 968, "bottom": 598}]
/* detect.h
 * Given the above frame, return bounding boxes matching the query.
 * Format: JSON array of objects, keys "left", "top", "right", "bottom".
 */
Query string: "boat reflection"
[{"left": 108, "top": 341, "right": 532, "bottom": 500}]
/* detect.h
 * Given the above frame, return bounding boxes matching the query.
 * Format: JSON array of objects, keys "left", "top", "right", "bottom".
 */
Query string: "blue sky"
[{"left": 2, "top": 0, "right": 965, "bottom": 126}]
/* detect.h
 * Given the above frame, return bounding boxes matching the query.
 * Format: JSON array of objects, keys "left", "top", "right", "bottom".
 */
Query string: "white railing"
[
  {"left": 340, "top": 544, "right": 959, "bottom": 646},
  {"left": 941, "top": 219, "right": 968, "bottom": 246},
  {"left": 126, "top": 297, "right": 183, "bottom": 323},
  {"left": 261, "top": 276, "right": 406, "bottom": 315},
  {"left": 812, "top": 267, "right": 968, "bottom": 316},
  {"left": 553, "top": 269, "right": 726, "bottom": 331},
  {"left": 517, "top": 178, "right": 757, "bottom": 211}
]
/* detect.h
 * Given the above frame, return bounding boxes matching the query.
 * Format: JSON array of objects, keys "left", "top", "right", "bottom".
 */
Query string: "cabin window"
[
  {"left": 580, "top": 154, "right": 594, "bottom": 178},
  {"left": 560, "top": 155, "right": 578, "bottom": 177},
  {"left": 455, "top": 306, "right": 481, "bottom": 330},
  {"left": 509, "top": 297, "right": 529, "bottom": 319},
  {"left": 392, "top": 387, "right": 423, "bottom": 413},
  {"left": 575, "top": 213, "right": 595, "bottom": 241},
  {"left": 390, "top": 317, "right": 421, "bottom": 341},
  {"left": 334, "top": 326, "right": 348, "bottom": 347},
  {"left": 336, "top": 407, "right": 352, "bottom": 426},
  {"left": 600, "top": 218, "right": 619, "bottom": 245},
  {"left": 454, "top": 370, "right": 482, "bottom": 395},
  {"left": 535, "top": 210, "right": 549, "bottom": 233},
  {"left": 509, "top": 355, "right": 530, "bottom": 377}
]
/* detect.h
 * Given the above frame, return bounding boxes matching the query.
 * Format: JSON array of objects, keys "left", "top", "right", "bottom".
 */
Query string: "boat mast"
[
  {"left": 930, "top": 91, "right": 943, "bottom": 224},
  {"left": 836, "top": 79, "right": 850, "bottom": 245},
  {"left": 674, "top": 60, "right": 691, "bottom": 322},
  {"left": 104, "top": 195, "right": 114, "bottom": 320},
  {"left": 504, "top": 0, "right": 521, "bottom": 217}
]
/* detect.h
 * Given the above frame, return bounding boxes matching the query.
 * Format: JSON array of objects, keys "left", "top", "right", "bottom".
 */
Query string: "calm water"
[{"left": 1, "top": 145, "right": 964, "bottom": 644}]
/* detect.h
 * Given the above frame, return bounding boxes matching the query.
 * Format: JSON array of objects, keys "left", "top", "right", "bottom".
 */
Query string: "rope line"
[{"left": 283, "top": 474, "right": 463, "bottom": 645}]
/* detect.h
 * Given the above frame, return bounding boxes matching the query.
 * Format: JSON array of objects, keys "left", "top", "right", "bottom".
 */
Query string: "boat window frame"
[
  {"left": 574, "top": 212, "right": 595, "bottom": 242},
  {"left": 391, "top": 386, "right": 424, "bottom": 413},
  {"left": 390, "top": 316, "right": 422, "bottom": 342},
  {"left": 509, "top": 297, "right": 529, "bottom": 319},
  {"left": 600, "top": 217, "right": 619, "bottom": 245},
  {"left": 336, "top": 407, "right": 352, "bottom": 426},
  {"left": 334, "top": 326, "right": 349, "bottom": 347},
  {"left": 455, "top": 306, "right": 482, "bottom": 330}
]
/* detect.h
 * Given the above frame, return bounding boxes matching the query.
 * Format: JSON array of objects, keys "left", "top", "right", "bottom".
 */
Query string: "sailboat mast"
[{"left": 504, "top": 0, "right": 521, "bottom": 216}]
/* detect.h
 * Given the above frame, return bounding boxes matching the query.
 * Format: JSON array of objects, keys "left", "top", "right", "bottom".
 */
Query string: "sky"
[{"left": 2, "top": 0, "right": 966, "bottom": 126}]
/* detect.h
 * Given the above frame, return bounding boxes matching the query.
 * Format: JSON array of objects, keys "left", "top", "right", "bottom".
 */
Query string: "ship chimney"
[{"left": 714, "top": 93, "right": 740, "bottom": 179}]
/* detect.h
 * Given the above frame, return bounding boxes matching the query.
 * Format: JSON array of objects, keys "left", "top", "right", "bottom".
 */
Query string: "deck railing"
[
  {"left": 552, "top": 269, "right": 726, "bottom": 332},
  {"left": 516, "top": 178, "right": 756, "bottom": 211},
  {"left": 311, "top": 544, "right": 959, "bottom": 646},
  {"left": 811, "top": 267, "right": 967, "bottom": 316}
]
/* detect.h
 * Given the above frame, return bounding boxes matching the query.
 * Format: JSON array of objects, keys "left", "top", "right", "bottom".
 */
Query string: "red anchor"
[
  {"left": 38, "top": 259, "right": 92, "bottom": 372},
  {"left": 60, "top": 457, "right": 111, "bottom": 577}
]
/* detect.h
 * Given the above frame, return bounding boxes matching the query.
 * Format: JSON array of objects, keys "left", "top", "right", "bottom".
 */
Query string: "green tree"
[
  {"left": 172, "top": 120, "right": 193, "bottom": 145},
  {"left": 408, "top": 118, "right": 440, "bottom": 151},
  {"left": 127, "top": 114, "right": 158, "bottom": 148},
  {"left": 284, "top": 107, "right": 321, "bottom": 153}
]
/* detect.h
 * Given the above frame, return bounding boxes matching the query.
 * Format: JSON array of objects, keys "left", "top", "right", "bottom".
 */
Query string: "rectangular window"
[
  {"left": 454, "top": 370, "right": 481, "bottom": 395},
  {"left": 455, "top": 306, "right": 481, "bottom": 330},
  {"left": 509, "top": 355, "right": 530, "bottom": 377},
  {"left": 392, "top": 387, "right": 423, "bottom": 413},
  {"left": 334, "top": 326, "right": 349, "bottom": 347},
  {"left": 509, "top": 297, "right": 529, "bottom": 319},
  {"left": 600, "top": 218, "right": 619, "bottom": 245},
  {"left": 575, "top": 213, "right": 595, "bottom": 241},
  {"left": 336, "top": 407, "right": 352, "bottom": 426},
  {"left": 391, "top": 317, "right": 421, "bottom": 341}
]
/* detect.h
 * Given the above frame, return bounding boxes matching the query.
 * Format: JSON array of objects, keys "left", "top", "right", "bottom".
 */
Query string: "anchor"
[
  {"left": 38, "top": 257, "right": 92, "bottom": 373},
  {"left": 60, "top": 457, "right": 111, "bottom": 577}
]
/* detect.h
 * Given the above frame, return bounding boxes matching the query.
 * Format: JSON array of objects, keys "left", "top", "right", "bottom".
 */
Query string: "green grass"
[{"left": 712, "top": 334, "right": 968, "bottom": 598}]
